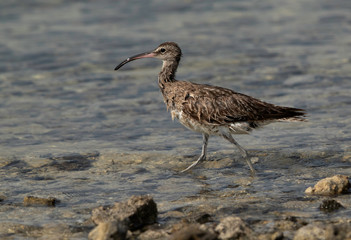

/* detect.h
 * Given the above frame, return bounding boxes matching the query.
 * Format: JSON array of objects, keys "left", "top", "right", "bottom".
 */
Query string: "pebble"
[
  {"left": 305, "top": 175, "right": 350, "bottom": 195},
  {"left": 23, "top": 196, "right": 58, "bottom": 207}
]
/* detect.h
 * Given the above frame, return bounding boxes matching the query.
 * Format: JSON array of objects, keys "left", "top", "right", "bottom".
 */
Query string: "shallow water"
[{"left": 1, "top": 0, "right": 351, "bottom": 238}]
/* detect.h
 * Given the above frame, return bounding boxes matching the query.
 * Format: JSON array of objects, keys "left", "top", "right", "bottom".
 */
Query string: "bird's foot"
[
  {"left": 245, "top": 156, "right": 256, "bottom": 176},
  {"left": 180, "top": 154, "right": 206, "bottom": 173}
]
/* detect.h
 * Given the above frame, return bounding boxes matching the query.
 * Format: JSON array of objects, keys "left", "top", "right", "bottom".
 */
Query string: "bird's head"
[{"left": 114, "top": 42, "right": 182, "bottom": 71}]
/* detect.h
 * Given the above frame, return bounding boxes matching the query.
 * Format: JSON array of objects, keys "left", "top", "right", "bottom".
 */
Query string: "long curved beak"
[{"left": 114, "top": 51, "right": 156, "bottom": 70}]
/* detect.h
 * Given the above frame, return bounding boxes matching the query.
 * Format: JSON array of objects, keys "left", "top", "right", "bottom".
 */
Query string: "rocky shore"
[
  {"left": 1, "top": 175, "right": 350, "bottom": 240},
  {"left": 87, "top": 175, "right": 351, "bottom": 240}
]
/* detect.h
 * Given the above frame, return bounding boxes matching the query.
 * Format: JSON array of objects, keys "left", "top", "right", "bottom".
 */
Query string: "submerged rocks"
[
  {"left": 305, "top": 175, "right": 350, "bottom": 195},
  {"left": 89, "top": 195, "right": 157, "bottom": 240},
  {"left": 319, "top": 199, "right": 344, "bottom": 213}
]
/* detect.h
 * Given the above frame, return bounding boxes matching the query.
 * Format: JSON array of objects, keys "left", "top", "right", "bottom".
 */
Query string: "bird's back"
[{"left": 161, "top": 81, "right": 305, "bottom": 135}]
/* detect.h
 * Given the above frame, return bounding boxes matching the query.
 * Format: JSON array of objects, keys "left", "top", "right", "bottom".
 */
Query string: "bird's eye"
[{"left": 160, "top": 48, "right": 166, "bottom": 53}]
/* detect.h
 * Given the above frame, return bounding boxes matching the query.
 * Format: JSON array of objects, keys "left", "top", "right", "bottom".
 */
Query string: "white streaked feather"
[{"left": 171, "top": 109, "right": 272, "bottom": 136}]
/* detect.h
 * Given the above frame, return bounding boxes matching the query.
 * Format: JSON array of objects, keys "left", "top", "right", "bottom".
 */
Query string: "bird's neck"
[{"left": 158, "top": 60, "right": 178, "bottom": 89}]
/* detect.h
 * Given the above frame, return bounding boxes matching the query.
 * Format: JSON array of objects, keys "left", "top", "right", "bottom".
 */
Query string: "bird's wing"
[{"left": 179, "top": 82, "right": 305, "bottom": 125}]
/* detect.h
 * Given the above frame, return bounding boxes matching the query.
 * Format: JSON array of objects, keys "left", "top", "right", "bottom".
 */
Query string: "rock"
[
  {"left": 319, "top": 199, "right": 344, "bottom": 213},
  {"left": 41, "top": 223, "right": 87, "bottom": 239},
  {"left": 342, "top": 154, "right": 351, "bottom": 162},
  {"left": 293, "top": 223, "right": 325, "bottom": 240},
  {"left": 196, "top": 213, "right": 212, "bottom": 224},
  {"left": 187, "top": 213, "right": 213, "bottom": 224},
  {"left": 138, "top": 229, "right": 169, "bottom": 240},
  {"left": 305, "top": 175, "right": 350, "bottom": 195},
  {"left": 0, "top": 222, "right": 87, "bottom": 239},
  {"left": 294, "top": 222, "right": 351, "bottom": 240},
  {"left": 0, "top": 222, "right": 42, "bottom": 238},
  {"left": 305, "top": 187, "right": 314, "bottom": 194},
  {"left": 90, "top": 195, "right": 158, "bottom": 240},
  {"left": 25, "top": 157, "right": 52, "bottom": 168},
  {"left": 270, "top": 231, "right": 284, "bottom": 240},
  {"left": 91, "top": 195, "right": 157, "bottom": 230},
  {"left": 325, "top": 222, "right": 351, "bottom": 240},
  {"left": 172, "top": 224, "right": 217, "bottom": 240},
  {"left": 215, "top": 216, "right": 254, "bottom": 240},
  {"left": 88, "top": 221, "right": 127, "bottom": 240},
  {"left": 23, "top": 196, "right": 58, "bottom": 206},
  {"left": 274, "top": 216, "right": 305, "bottom": 231},
  {"left": 257, "top": 232, "right": 284, "bottom": 240},
  {"left": 0, "top": 194, "right": 6, "bottom": 202},
  {"left": 92, "top": 206, "right": 112, "bottom": 225}
]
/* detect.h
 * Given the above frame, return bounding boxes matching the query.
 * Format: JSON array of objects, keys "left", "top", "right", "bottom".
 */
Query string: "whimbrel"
[{"left": 114, "top": 42, "right": 306, "bottom": 174}]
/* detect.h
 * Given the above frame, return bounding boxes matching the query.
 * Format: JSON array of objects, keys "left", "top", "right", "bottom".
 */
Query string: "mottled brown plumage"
[{"left": 114, "top": 42, "right": 306, "bottom": 174}]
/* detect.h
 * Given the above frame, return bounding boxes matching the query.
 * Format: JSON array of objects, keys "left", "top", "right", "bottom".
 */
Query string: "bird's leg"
[
  {"left": 221, "top": 133, "right": 256, "bottom": 174},
  {"left": 181, "top": 133, "right": 209, "bottom": 173}
]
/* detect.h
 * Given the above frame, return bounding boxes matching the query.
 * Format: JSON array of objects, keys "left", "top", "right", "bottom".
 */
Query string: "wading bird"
[{"left": 114, "top": 42, "right": 306, "bottom": 174}]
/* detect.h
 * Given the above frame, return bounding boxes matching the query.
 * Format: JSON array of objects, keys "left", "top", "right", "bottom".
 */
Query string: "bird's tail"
[{"left": 277, "top": 107, "right": 307, "bottom": 122}]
